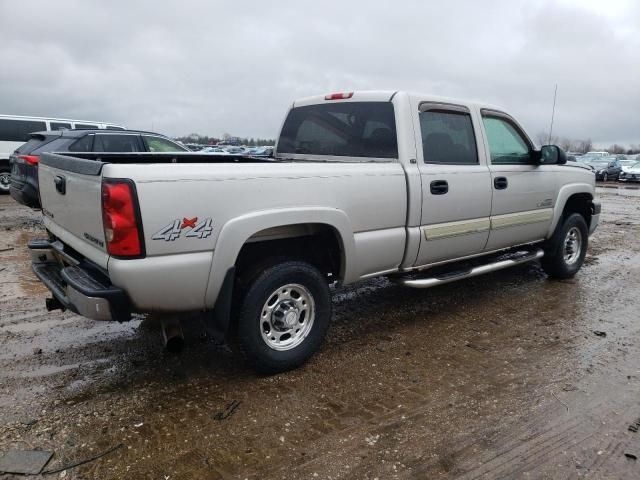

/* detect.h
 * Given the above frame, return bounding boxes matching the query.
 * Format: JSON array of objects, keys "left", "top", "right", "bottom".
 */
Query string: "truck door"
[
  {"left": 413, "top": 102, "right": 492, "bottom": 266},
  {"left": 480, "top": 111, "right": 556, "bottom": 251}
]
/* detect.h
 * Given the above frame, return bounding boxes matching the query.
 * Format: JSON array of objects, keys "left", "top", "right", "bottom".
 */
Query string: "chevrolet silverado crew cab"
[{"left": 29, "top": 91, "right": 600, "bottom": 373}]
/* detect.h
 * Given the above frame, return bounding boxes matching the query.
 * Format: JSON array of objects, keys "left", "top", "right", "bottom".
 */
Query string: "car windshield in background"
[{"left": 278, "top": 101, "right": 398, "bottom": 159}]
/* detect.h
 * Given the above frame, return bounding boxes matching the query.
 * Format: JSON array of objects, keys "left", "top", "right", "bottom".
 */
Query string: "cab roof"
[{"left": 292, "top": 90, "right": 506, "bottom": 112}]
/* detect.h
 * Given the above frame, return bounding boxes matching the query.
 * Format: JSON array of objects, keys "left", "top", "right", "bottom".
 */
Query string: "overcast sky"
[{"left": 1, "top": 0, "right": 638, "bottom": 146}]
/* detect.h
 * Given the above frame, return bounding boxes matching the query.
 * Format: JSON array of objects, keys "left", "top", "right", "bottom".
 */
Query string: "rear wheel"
[
  {"left": 0, "top": 166, "right": 10, "bottom": 194},
  {"left": 236, "top": 260, "right": 331, "bottom": 373},
  {"left": 541, "top": 213, "right": 588, "bottom": 279}
]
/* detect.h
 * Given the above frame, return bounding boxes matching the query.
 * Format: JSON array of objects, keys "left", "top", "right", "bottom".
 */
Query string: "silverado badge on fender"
[{"left": 152, "top": 217, "right": 213, "bottom": 241}]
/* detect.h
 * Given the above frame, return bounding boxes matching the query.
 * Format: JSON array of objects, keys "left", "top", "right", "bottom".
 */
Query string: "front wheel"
[
  {"left": 541, "top": 213, "right": 588, "bottom": 279},
  {"left": 0, "top": 166, "right": 11, "bottom": 194},
  {"left": 236, "top": 261, "right": 332, "bottom": 373},
  {"left": 602, "top": 172, "right": 608, "bottom": 182}
]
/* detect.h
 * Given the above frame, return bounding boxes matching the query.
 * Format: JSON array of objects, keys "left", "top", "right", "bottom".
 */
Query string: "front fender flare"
[{"left": 547, "top": 182, "right": 594, "bottom": 237}]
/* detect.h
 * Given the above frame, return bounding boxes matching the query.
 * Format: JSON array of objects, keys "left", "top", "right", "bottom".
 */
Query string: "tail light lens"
[
  {"left": 101, "top": 180, "right": 144, "bottom": 257},
  {"left": 18, "top": 155, "right": 40, "bottom": 165}
]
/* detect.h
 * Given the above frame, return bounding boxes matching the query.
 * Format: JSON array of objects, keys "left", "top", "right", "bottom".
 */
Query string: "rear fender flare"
[{"left": 203, "top": 207, "right": 355, "bottom": 308}]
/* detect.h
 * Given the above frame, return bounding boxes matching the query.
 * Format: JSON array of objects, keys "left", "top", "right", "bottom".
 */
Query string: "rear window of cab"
[{"left": 278, "top": 102, "right": 398, "bottom": 159}]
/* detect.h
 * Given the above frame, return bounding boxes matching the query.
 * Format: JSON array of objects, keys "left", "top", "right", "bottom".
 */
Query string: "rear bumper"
[
  {"left": 9, "top": 163, "right": 40, "bottom": 208},
  {"left": 29, "top": 238, "right": 131, "bottom": 322},
  {"left": 10, "top": 181, "right": 40, "bottom": 208}
]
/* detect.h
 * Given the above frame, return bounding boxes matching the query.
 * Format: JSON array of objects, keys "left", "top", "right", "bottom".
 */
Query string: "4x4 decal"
[{"left": 152, "top": 217, "right": 213, "bottom": 241}]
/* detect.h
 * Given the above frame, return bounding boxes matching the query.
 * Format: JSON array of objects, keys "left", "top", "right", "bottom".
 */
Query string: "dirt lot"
[{"left": 1, "top": 187, "right": 640, "bottom": 479}]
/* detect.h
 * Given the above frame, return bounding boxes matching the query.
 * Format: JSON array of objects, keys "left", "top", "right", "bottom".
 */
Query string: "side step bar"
[{"left": 393, "top": 248, "right": 544, "bottom": 289}]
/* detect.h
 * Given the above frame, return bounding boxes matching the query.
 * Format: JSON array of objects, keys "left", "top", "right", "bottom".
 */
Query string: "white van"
[{"left": 0, "top": 115, "right": 124, "bottom": 193}]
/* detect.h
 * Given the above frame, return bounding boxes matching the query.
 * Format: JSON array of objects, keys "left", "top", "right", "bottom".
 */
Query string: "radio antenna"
[{"left": 547, "top": 84, "right": 558, "bottom": 145}]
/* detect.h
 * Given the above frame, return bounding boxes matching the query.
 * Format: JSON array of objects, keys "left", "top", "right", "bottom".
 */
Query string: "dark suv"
[{"left": 10, "top": 129, "right": 188, "bottom": 208}]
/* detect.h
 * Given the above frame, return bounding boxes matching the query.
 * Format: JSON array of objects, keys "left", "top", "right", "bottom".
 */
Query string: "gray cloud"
[{"left": 0, "top": 0, "right": 638, "bottom": 146}]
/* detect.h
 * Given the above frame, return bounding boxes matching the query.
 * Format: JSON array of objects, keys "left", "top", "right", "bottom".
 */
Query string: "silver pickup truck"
[{"left": 30, "top": 91, "right": 600, "bottom": 373}]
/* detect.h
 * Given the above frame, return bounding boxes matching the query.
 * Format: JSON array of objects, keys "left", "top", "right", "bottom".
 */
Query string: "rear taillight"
[
  {"left": 324, "top": 92, "right": 354, "bottom": 100},
  {"left": 101, "top": 180, "right": 144, "bottom": 257},
  {"left": 18, "top": 155, "right": 40, "bottom": 165}
]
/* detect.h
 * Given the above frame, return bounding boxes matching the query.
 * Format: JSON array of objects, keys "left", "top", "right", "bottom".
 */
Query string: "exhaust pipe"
[{"left": 160, "top": 316, "right": 185, "bottom": 353}]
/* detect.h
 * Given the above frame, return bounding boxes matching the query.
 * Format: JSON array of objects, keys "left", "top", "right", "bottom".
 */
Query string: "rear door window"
[
  {"left": 143, "top": 136, "right": 187, "bottom": 152},
  {"left": 93, "top": 134, "right": 142, "bottom": 152},
  {"left": 278, "top": 102, "right": 398, "bottom": 159},
  {"left": 0, "top": 119, "right": 47, "bottom": 142},
  {"left": 420, "top": 110, "right": 478, "bottom": 164},
  {"left": 50, "top": 122, "right": 72, "bottom": 131}
]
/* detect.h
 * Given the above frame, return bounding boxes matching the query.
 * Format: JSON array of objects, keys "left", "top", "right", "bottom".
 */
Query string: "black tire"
[
  {"left": 0, "top": 166, "right": 10, "bottom": 194},
  {"left": 602, "top": 172, "right": 608, "bottom": 182},
  {"left": 236, "top": 261, "right": 331, "bottom": 374},
  {"left": 541, "top": 213, "right": 588, "bottom": 279}
]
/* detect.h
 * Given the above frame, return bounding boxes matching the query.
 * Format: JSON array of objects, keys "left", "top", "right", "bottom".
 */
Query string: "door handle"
[
  {"left": 430, "top": 180, "right": 449, "bottom": 195},
  {"left": 494, "top": 177, "right": 508, "bottom": 190},
  {"left": 54, "top": 175, "right": 66, "bottom": 195}
]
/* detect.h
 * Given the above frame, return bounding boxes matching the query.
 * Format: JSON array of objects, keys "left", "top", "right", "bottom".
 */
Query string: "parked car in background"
[
  {"left": 248, "top": 146, "right": 274, "bottom": 157},
  {"left": 619, "top": 159, "right": 638, "bottom": 173},
  {"left": 202, "top": 146, "right": 231, "bottom": 154},
  {"left": 184, "top": 143, "right": 206, "bottom": 151},
  {"left": 583, "top": 151, "right": 610, "bottom": 159},
  {"left": 583, "top": 158, "right": 622, "bottom": 181},
  {"left": 0, "top": 115, "right": 124, "bottom": 193},
  {"left": 224, "top": 146, "right": 246, "bottom": 154},
  {"left": 10, "top": 129, "right": 187, "bottom": 208},
  {"left": 618, "top": 162, "right": 640, "bottom": 182}
]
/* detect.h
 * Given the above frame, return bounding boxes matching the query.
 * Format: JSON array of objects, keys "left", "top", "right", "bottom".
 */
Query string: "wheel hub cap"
[
  {"left": 260, "top": 283, "right": 315, "bottom": 351},
  {"left": 563, "top": 226, "right": 582, "bottom": 265}
]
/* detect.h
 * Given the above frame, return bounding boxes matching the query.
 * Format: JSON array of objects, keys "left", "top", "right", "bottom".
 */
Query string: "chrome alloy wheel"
[
  {"left": 260, "top": 283, "right": 315, "bottom": 351},
  {"left": 563, "top": 226, "right": 582, "bottom": 265}
]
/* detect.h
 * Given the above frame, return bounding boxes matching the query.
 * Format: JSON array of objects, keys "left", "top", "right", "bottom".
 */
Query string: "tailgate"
[{"left": 38, "top": 153, "right": 109, "bottom": 266}]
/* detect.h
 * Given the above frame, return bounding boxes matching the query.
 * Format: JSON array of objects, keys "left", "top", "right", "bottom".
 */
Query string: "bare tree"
[
  {"left": 535, "top": 132, "right": 559, "bottom": 146},
  {"left": 607, "top": 144, "right": 626, "bottom": 154},
  {"left": 559, "top": 137, "right": 573, "bottom": 151},
  {"left": 575, "top": 138, "right": 592, "bottom": 154}
]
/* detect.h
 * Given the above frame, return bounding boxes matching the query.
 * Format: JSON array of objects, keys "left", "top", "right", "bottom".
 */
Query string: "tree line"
[
  {"left": 535, "top": 133, "right": 640, "bottom": 155},
  {"left": 174, "top": 133, "right": 275, "bottom": 146}
]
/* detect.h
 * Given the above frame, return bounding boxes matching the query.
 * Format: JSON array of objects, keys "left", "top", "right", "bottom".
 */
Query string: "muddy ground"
[{"left": 1, "top": 187, "right": 640, "bottom": 479}]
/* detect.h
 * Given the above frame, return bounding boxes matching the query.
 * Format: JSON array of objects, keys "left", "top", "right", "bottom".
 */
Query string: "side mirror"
[{"left": 539, "top": 145, "right": 567, "bottom": 165}]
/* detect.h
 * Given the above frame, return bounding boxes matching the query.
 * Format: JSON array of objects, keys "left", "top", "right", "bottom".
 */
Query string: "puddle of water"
[{"left": 0, "top": 230, "right": 48, "bottom": 300}]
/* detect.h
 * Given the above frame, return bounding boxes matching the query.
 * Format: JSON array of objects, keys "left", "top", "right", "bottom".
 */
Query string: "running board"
[{"left": 393, "top": 248, "right": 544, "bottom": 289}]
